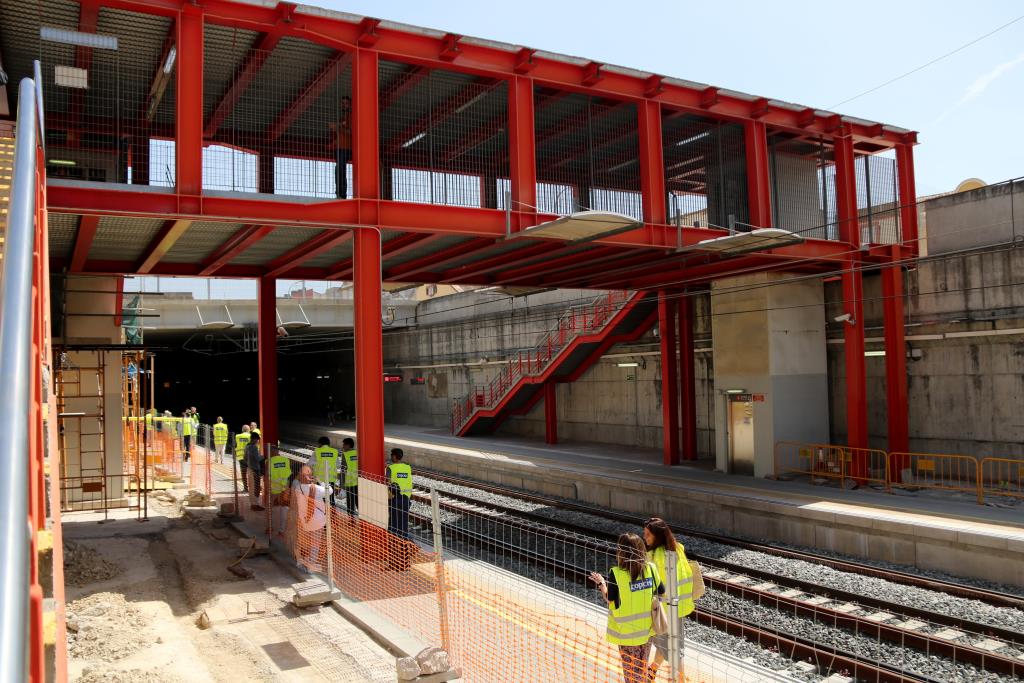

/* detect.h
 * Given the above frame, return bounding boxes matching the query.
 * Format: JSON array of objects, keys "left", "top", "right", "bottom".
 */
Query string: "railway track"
[{"left": 278, "top": 442, "right": 1024, "bottom": 681}]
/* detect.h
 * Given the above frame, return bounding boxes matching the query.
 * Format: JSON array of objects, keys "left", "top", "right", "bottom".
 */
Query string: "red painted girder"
[
  {"left": 443, "top": 90, "right": 571, "bottom": 163},
  {"left": 326, "top": 232, "right": 436, "bottom": 280},
  {"left": 540, "top": 250, "right": 665, "bottom": 288},
  {"left": 69, "top": 215, "right": 100, "bottom": 272},
  {"left": 69, "top": 1, "right": 100, "bottom": 125},
  {"left": 490, "top": 245, "right": 622, "bottom": 284},
  {"left": 135, "top": 219, "right": 193, "bottom": 273},
  {"left": 53, "top": 257, "right": 258, "bottom": 278},
  {"left": 438, "top": 242, "right": 551, "bottom": 283},
  {"left": 266, "top": 51, "right": 353, "bottom": 143},
  {"left": 204, "top": 31, "right": 284, "bottom": 137},
  {"left": 144, "top": 19, "right": 177, "bottom": 122},
  {"left": 198, "top": 224, "right": 277, "bottom": 276},
  {"left": 384, "top": 237, "right": 495, "bottom": 280},
  {"left": 98, "top": 0, "right": 907, "bottom": 146},
  {"left": 561, "top": 307, "right": 658, "bottom": 383},
  {"left": 379, "top": 65, "right": 429, "bottom": 111},
  {"left": 531, "top": 100, "right": 629, "bottom": 157},
  {"left": 264, "top": 228, "right": 352, "bottom": 278},
  {"left": 384, "top": 78, "right": 503, "bottom": 155}
]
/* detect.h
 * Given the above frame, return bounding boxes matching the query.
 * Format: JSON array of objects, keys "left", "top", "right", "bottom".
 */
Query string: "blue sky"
[{"left": 317, "top": 0, "right": 1023, "bottom": 195}]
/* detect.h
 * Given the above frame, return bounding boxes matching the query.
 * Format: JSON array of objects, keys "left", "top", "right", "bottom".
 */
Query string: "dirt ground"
[{"left": 62, "top": 493, "right": 396, "bottom": 682}]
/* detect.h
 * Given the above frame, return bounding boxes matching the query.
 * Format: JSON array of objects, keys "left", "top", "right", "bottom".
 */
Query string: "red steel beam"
[
  {"left": 326, "top": 232, "right": 436, "bottom": 281},
  {"left": 69, "top": 215, "right": 100, "bottom": 273},
  {"left": 882, "top": 253, "right": 908, "bottom": 461},
  {"left": 198, "top": 224, "right": 276, "bottom": 276},
  {"left": 745, "top": 120, "right": 772, "bottom": 228},
  {"left": 658, "top": 291, "right": 680, "bottom": 466},
  {"left": 379, "top": 65, "right": 429, "bottom": 111},
  {"left": 678, "top": 293, "right": 697, "bottom": 461},
  {"left": 266, "top": 51, "right": 353, "bottom": 143},
  {"left": 176, "top": 7, "right": 204, "bottom": 198},
  {"left": 353, "top": 48, "right": 379, "bottom": 201},
  {"left": 384, "top": 78, "right": 503, "bottom": 155},
  {"left": 264, "top": 229, "right": 352, "bottom": 278},
  {"left": 384, "top": 237, "right": 496, "bottom": 280},
  {"left": 490, "top": 245, "right": 623, "bottom": 284},
  {"left": 144, "top": 19, "right": 177, "bottom": 122},
  {"left": 204, "top": 32, "right": 283, "bottom": 137},
  {"left": 896, "top": 141, "right": 919, "bottom": 251},
  {"left": 639, "top": 99, "right": 667, "bottom": 228},
  {"left": 135, "top": 219, "right": 193, "bottom": 274},
  {"left": 68, "top": 0, "right": 100, "bottom": 126},
  {"left": 507, "top": 75, "right": 537, "bottom": 232},
  {"left": 353, "top": 229, "right": 385, "bottom": 476},
  {"left": 443, "top": 89, "right": 568, "bottom": 164},
  {"left": 438, "top": 242, "right": 551, "bottom": 283}
]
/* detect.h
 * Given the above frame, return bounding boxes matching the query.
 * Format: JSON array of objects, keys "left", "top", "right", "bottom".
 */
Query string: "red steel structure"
[{"left": 0, "top": 0, "right": 920, "bottom": 477}]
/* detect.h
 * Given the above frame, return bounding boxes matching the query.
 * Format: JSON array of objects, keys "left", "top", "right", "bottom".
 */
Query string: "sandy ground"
[{"left": 62, "top": 494, "right": 396, "bottom": 682}]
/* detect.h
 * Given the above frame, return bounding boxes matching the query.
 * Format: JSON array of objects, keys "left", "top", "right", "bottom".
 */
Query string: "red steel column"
[
  {"left": 543, "top": 382, "right": 558, "bottom": 445},
  {"left": 257, "top": 276, "right": 279, "bottom": 445},
  {"left": 508, "top": 76, "right": 537, "bottom": 232},
  {"left": 744, "top": 120, "right": 772, "bottom": 228},
  {"left": 639, "top": 100, "right": 667, "bottom": 231},
  {"left": 658, "top": 291, "right": 680, "bottom": 465},
  {"left": 896, "top": 141, "right": 919, "bottom": 251},
  {"left": 677, "top": 293, "right": 697, "bottom": 461},
  {"left": 176, "top": 7, "right": 203, "bottom": 199},
  {"left": 835, "top": 131, "right": 868, "bottom": 458},
  {"left": 354, "top": 229, "right": 385, "bottom": 478},
  {"left": 353, "top": 48, "right": 379, "bottom": 202},
  {"left": 882, "top": 254, "right": 909, "bottom": 474}
]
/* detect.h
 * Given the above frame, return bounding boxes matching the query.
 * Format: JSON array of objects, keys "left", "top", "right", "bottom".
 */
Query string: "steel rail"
[{"left": 0, "top": 77, "right": 41, "bottom": 683}]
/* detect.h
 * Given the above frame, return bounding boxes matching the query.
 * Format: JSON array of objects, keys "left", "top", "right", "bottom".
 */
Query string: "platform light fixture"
[
  {"left": 163, "top": 45, "right": 177, "bottom": 74},
  {"left": 616, "top": 362, "right": 639, "bottom": 367},
  {"left": 48, "top": 159, "right": 76, "bottom": 166},
  {"left": 40, "top": 26, "right": 118, "bottom": 51},
  {"left": 401, "top": 132, "right": 426, "bottom": 148},
  {"left": 864, "top": 350, "right": 886, "bottom": 357},
  {"left": 723, "top": 388, "right": 747, "bottom": 394}
]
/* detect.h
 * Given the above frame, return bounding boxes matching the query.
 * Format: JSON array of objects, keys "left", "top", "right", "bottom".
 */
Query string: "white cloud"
[{"left": 957, "top": 52, "right": 1024, "bottom": 106}]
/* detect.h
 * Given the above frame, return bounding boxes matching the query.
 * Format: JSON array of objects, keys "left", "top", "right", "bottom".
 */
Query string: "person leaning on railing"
[{"left": 590, "top": 533, "right": 665, "bottom": 683}]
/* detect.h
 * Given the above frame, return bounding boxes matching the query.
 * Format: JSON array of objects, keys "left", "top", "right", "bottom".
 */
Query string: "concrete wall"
[
  {"left": 827, "top": 246, "right": 1024, "bottom": 458},
  {"left": 924, "top": 179, "right": 1024, "bottom": 255},
  {"left": 382, "top": 289, "right": 719, "bottom": 457}
]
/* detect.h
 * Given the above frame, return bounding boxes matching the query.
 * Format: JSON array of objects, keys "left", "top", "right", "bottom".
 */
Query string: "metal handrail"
[{"left": 0, "top": 76, "right": 42, "bottom": 683}]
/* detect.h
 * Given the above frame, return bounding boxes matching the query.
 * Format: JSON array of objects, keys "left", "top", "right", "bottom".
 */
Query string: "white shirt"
[{"left": 291, "top": 480, "right": 327, "bottom": 531}]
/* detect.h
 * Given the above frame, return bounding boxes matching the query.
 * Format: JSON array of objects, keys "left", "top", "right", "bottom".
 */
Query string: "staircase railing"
[
  {"left": 0, "top": 68, "right": 51, "bottom": 682},
  {"left": 450, "top": 290, "right": 633, "bottom": 433}
]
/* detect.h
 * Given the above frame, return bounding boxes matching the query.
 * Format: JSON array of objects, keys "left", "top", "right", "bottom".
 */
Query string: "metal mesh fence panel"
[
  {"left": 856, "top": 151, "right": 901, "bottom": 245},
  {"left": 769, "top": 134, "right": 838, "bottom": 240},
  {"left": 663, "top": 112, "right": 749, "bottom": 230},
  {"left": 380, "top": 61, "right": 509, "bottom": 209},
  {"left": 533, "top": 87, "right": 642, "bottom": 219}
]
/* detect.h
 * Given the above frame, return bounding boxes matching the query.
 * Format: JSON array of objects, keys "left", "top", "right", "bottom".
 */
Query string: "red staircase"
[{"left": 450, "top": 290, "right": 658, "bottom": 436}]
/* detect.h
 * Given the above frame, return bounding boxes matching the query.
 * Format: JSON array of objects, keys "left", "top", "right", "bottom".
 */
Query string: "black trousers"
[
  {"left": 335, "top": 149, "right": 351, "bottom": 198},
  {"left": 238, "top": 459, "right": 249, "bottom": 492},
  {"left": 345, "top": 484, "right": 358, "bottom": 515}
]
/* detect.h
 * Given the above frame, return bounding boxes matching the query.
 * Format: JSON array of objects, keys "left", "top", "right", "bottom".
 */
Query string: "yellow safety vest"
[
  {"left": 342, "top": 449, "right": 358, "bottom": 487},
  {"left": 606, "top": 563, "right": 658, "bottom": 646},
  {"left": 387, "top": 462, "right": 412, "bottom": 497},
  {"left": 268, "top": 455, "right": 292, "bottom": 494},
  {"left": 182, "top": 418, "right": 193, "bottom": 437},
  {"left": 649, "top": 546, "right": 695, "bottom": 618},
  {"left": 313, "top": 446, "right": 339, "bottom": 485},
  {"left": 234, "top": 432, "right": 251, "bottom": 460},
  {"left": 251, "top": 428, "right": 261, "bottom": 438},
  {"left": 213, "top": 423, "right": 229, "bottom": 445}
]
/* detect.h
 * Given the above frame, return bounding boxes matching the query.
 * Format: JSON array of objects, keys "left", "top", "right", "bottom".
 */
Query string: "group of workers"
[{"left": 590, "top": 518, "right": 697, "bottom": 683}]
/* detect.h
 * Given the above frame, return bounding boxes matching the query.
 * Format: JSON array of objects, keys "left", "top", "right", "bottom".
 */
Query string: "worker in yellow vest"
[
  {"left": 386, "top": 448, "right": 413, "bottom": 571},
  {"left": 590, "top": 533, "right": 664, "bottom": 683},
  {"left": 249, "top": 421, "right": 261, "bottom": 438},
  {"left": 643, "top": 517, "right": 695, "bottom": 681},
  {"left": 234, "top": 425, "right": 252, "bottom": 492},
  {"left": 309, "top": 436, "right": 340, "bottom": 505},
  {"left": 212, "top": 417, "right": 229, "bottom": 460},
  {"left": 182, "top": 409, "right": 193, "bottom": 462},
  {"left": 267, "top": 448, "right": 292, "bottom": 538},
  {"left": 341, "top": 437, "right": 358, "bottom": 518}
]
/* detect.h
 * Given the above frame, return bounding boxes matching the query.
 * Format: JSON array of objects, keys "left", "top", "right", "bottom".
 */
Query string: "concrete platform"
[{"left": 283, "top": 421, "right": 1024, "bottom": 588}]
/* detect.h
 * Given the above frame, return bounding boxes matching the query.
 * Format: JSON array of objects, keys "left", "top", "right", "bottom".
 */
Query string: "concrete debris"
[
  {"left": 66, "top": 592, "right": 151, "bottom": 662},
  {"left": 396, "top": 656, "right": 422, "bottom": 680},
  {"left": 64, "top": 540, "right": 121, "bottom": 587},
  {"left": 182, "top": 490, "right": 213, "bottom": 507},
  {"left": 78, "top": 667, "right": 184, "bottom": 683},
  {"left": 415, "top": 646, "right": 450, "bottom": 675}
]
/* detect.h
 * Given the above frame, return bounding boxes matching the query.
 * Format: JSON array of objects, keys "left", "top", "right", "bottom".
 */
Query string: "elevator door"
[{"left": 728, "top": 397, "right": 755, "bottom": 475}]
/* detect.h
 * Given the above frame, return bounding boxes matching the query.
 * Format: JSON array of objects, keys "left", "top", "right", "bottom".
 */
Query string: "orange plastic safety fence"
[
  {"left": 889, "top": 452, "right": 982, "bottom": 503},
  {"left": 774, "top": 441, "right": 889, "bottom": 489},
  {"left": 980, "top": 457, "right": 1024, "bottom": 502}
]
